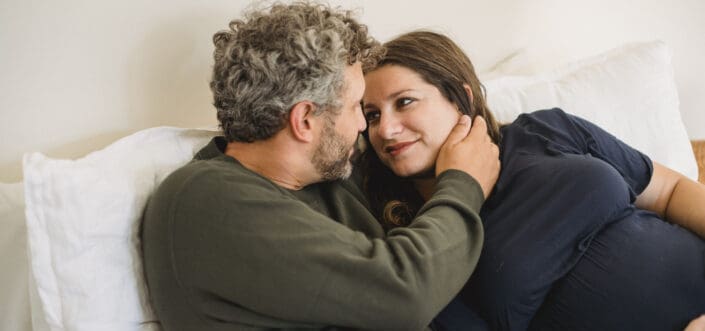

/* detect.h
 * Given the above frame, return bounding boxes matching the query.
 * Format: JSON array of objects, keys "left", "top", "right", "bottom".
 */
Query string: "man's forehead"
[{"left": 343, "top": 62, "right": 365, "bottom": 97}]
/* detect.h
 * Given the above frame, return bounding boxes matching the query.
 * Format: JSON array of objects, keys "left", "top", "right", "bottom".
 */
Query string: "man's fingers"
[
  {"left": 445, "top": 115, "right": 472, "bottom": 145},
  {"left": 466, "top": 115, "right": 488, "bottom": 140}
]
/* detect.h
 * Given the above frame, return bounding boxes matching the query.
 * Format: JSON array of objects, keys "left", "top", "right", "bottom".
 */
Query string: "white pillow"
[
  {"left": 482, "top": 41, "right": 699, "bottom": 180},
  {"left": 23, "top": 127, "right": 218, "bottom": 331}
]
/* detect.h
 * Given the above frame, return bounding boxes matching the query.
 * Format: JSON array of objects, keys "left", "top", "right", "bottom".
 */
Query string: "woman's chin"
[{"left": 390, "top": 165, "right": 427, "bottom": 178}]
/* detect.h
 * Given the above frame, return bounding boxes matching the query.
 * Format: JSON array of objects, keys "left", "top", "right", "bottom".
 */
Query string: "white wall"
[{"left": 2, "top": 0, "right": 704, "bottom": 182}]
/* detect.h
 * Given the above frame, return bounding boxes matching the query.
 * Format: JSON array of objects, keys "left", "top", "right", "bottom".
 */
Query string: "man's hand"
[{"left": 436, "top": 115, "right": 500, "bottom": 198}]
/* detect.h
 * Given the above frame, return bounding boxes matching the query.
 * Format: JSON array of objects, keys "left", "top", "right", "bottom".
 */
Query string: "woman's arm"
[
  {"left": 685, "top": 315, "right": 705, "bottom": 331},
  {"left": 635, "top": 161, "right": 705, "bottom": 238}
]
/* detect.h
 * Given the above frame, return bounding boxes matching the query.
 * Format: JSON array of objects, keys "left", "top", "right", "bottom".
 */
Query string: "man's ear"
[
  {"left": 463, "top": 84, "right": 474, "bottom": 104},
  {"left": 288, "top": 101, "right": 318, "bottom": 143}
]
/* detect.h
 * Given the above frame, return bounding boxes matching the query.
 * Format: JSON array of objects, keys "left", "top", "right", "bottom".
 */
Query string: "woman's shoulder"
[
  {"left": 501, "top": 108, "right": 579, "bottom": 139},
  {"left": 498, "top": 108, "right": 589, "bottom": 160},
  {"left": 511, "top": 108, "right": 573, "bottom": 128}
]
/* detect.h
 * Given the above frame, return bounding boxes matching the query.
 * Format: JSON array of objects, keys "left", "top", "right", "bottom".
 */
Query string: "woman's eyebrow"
[
  {"left": 362, "top": 88, "right": 417, "bottom": 112},
  {"left": 388, "top": 89, "right": 414, "bottom": 99}
]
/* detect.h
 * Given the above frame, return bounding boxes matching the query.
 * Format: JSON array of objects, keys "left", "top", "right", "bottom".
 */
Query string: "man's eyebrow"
[{"left": 362, "top": 102, "right": 376, "bottom": 112}]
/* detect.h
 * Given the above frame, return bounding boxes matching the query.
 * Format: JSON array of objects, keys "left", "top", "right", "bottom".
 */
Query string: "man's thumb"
[{"left": 445, "top": 115, "right": 472, "bottom": 145}]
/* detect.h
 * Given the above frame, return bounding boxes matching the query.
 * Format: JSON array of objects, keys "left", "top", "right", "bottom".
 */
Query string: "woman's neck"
[{"left": 413, "top": 178, "right": 437, "bottom": 201}]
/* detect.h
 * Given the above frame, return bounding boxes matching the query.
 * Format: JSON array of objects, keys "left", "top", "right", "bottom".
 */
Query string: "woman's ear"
[
  {"left": 288, "top": 101, "right": 317, "bottom": 142},
  {"left": 463, "top": 84, "right": 474, "bottom": 104}
]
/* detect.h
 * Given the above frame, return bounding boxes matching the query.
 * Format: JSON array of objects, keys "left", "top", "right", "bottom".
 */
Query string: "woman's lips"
[{"left": 385, "top": 141, "right": 416, "bottom": 157}]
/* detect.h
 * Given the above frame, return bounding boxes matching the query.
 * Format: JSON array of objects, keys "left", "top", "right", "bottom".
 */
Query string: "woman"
[{"left": 360, "top": 31, "right": 705, "bottom": 331}]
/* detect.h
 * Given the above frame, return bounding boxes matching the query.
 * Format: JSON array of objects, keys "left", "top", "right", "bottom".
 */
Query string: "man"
[{"left": 141, "top": 2, "right": 500, "bottom": 330}]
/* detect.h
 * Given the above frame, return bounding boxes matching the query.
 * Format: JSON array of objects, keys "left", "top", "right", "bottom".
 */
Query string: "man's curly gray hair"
[{"left": 210, "top": 1, "right": 383, "bottom": 142}]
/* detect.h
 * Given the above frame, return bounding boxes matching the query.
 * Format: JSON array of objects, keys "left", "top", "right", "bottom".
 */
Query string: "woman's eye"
[
  {"left": 364, "top": 111, "right": 380, "bottom": 123},
  {"left": 397, "top": 97, "right": 414, "bottom": 108}
]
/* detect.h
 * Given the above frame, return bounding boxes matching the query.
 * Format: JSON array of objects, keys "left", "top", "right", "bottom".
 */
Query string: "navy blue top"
[{"left": 452, "top": 109, "right": 705, "bottom": 331}]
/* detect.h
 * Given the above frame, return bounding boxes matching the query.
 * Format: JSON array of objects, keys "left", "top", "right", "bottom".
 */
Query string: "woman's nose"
[{"left": 377, "top": 112, "right": 402, "bottom": 139}]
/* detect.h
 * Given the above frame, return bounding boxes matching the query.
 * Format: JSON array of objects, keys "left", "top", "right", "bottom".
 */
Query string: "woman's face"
[{"left": 363, "top": 65, "right": 461, "bottom": 177}]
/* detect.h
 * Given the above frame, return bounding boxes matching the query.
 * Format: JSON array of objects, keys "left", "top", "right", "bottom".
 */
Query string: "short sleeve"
[{"left": 521, "top": 108, "right": 654, "bottom": 196}]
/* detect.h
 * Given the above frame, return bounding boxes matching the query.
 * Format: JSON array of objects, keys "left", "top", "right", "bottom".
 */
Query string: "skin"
[
  {"left": 363, "top": 65, "right": 462, "bottom": 178},
  {"left": 635, "top": 161, "right": 705, "bottom": 238},
  {"left": 310, "top": 63, "right": 368, "bottom": 181},
  {"left": 225, "top": 62, "right": 367, "bottom": 189},
  {"left": 363, "top": 64, "right": 499, "bottom": 198},
  {"left": 686, "top": 315, "right": 705, "bottom": 331},
  {"left": 363, "top": 64, "right": 463, "bottom": 198}
]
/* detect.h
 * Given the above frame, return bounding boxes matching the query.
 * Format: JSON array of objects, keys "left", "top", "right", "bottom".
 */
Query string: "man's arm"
[{"left": 170, "top": 169, "right": 484, "bottom": 331}]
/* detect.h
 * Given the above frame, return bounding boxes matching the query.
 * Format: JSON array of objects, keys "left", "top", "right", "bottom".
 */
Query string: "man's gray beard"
[{"left": 312, "top": 121, "right": 355, "bottom": 181}]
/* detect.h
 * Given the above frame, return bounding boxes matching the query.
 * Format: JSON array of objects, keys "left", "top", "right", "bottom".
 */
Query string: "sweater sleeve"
[{"left": 160, "top": 165, "right": 484, "bottom": 331}]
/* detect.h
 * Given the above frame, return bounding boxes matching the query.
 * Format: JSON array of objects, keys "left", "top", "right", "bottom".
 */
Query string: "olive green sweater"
[{"left": 141, "top": 137, "right": 485, "bottom": 331}]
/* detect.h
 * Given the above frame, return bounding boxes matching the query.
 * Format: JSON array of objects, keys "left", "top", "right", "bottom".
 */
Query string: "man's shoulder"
[{"left": 157, "top": 156, "right": 286, "bottom": 203}]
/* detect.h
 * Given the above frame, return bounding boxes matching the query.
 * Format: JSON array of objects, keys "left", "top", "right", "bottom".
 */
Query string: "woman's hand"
[{"left": 436, "top": 115, "right": 500, "bottom": 198}]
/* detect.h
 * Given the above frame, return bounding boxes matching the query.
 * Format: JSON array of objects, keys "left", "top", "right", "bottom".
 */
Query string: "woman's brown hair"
[{"left": 361, "top": 30, "right": 502, "bottom": 229}]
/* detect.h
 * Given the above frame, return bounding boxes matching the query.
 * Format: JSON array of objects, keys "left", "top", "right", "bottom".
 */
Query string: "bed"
[{"left": 1, "top": 41, "right": 702, "bottom": 331}]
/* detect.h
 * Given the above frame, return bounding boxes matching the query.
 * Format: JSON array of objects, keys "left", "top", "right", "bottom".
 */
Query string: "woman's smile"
[{"left": 384, "top": 140, "right": 418, "bottom": 157}]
